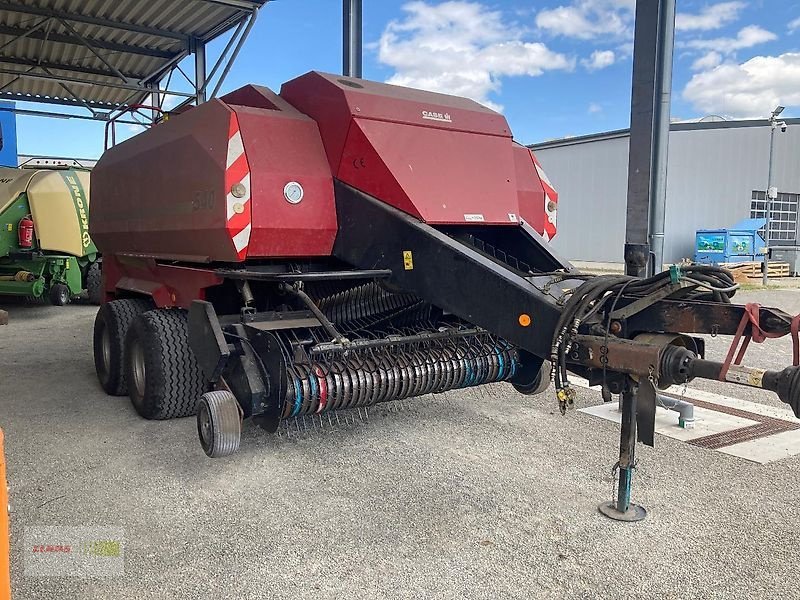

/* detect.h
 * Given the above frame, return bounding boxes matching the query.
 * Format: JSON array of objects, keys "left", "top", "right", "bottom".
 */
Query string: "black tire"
[
  {"left": 512, "top": 358, "right": 551, "bottom": 396},
  {"left": 93, "top": 298, "right": 155, "bottom": 396},
  {"left": 197, "top": 391, "right": 242, "bottom": 458},
  {"left": 49, "top": 283, "right": 70, "bottom": 306},
  {"left": 86, "top": 262, "right": 102, "bottom": 305},
  {"left": 125, "top": 309, "right": 208, "bottom": 420}
]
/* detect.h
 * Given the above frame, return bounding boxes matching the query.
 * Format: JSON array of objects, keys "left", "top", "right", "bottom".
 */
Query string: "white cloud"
[
  {"left": 675, "top": 2, "right": 746, "bottom": 31},
  {"left": 535, "top": 0, "right": 635, "bottom": 40},
  {"left": 588, "top": 102, "right": 603, "bottom": 114},
  {"left": 378, "top": 1, "right": 573, "bottom": 111},
  {"left": 691, "top": 51, "right": 722, "bottom": 71},
  {"left": 685, "top": 25, "right": 776, "bottom": 54},
  {"left": 789, "top": 16, "right": 800, "bottom": 33},
  {"left": 160, "top": 94, "right": 183, "bottom": 111},
  {"left": 683, "top": 52, "right": 800, "bottom": 117},
  {"left": 582, "top": 49, "right": 616, "bottom": 71}
]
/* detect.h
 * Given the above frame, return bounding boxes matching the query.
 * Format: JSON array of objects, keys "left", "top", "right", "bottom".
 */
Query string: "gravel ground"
[{"left": 2, "top": 287, "right": 800, "bottom": 599}]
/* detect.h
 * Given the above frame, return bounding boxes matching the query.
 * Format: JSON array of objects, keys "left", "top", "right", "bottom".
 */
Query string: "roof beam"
[
  {"left": 200, "top": 0, "right": 263, "bottom": 10},
  {"left": 56, "top": 17, "right": 130, "bottom": 82},
  {"left": 0, "top": 2, "right": 189, "bottom": 42},
  {"left": 0, "top": 56, "right": 143, "bottom": 80},
  {"left": 0, "top": 24, "right": 177, "bottom": 58},
  {"left": 0, "top": 67, "right": 195, "bottom": 97},
  {"left": 0, "top": 91, "right": 120, "bottom": 110}
]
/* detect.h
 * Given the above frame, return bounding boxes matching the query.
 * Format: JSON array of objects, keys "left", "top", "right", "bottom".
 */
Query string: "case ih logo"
[{"left": 422, "top": 110, "right": 452, "bottom": 123}]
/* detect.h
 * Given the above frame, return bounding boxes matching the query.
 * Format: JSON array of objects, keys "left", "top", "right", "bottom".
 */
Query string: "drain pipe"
[
  {"left": 657, "top": 394, "right": 695, "bottom": 429},
  {"left": 617, "top": 392, "right": 695, "bottom": 428}
]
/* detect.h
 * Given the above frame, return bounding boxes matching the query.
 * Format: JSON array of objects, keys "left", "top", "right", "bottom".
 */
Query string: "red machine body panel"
[
  {"left": 91, "top": 72, "right": 557, "bottom": 281},
  {"left": 91, "top": 99, "right": 237, "bottom": 262},
  {"left": 101, "top": 254, "right": 223, "bottom": 308},
  {"left": 338, "top": 119, "right": 518, "bottom": 223},
  {"left": 513, "top": 144, "right": 558, "bottom": 241},
  {"left": 91, "top": 85, "right": 336, "bottom": 263},
  {"left": 230, "top": 98, "right": 337, "bottom": 258},
  {"left": 280, "top": 72, "right": 524, "bottom": 225}
]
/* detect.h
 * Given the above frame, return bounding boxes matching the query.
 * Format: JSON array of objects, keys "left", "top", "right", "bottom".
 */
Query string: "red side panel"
[
  {"left": 91, "top": 84, "right": 337, "bottom": 262},
  {"left": 338, "top": 119, "right": 519, "bottom": 224},
  {"left": 281, "top": 71, "right": 520, "bottom": 226},
  {"left": 233, "top": 106, "right": 337, "bottom": 257},
  {"left": 91, "top": 100, "right": 240, "bottom": 262},
  {"left": 514, "top": 144, "right": 558, "bottom": 240},
  {"left": 531, "top": 149, "right": 558, "bottom": 240},
  {"left": 102, "top": 254, "right": 223, "bottom": 309}
]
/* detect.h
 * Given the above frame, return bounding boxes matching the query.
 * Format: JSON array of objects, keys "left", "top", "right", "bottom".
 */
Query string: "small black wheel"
[
  {"left": 49, "top": 283, "right": 70, "bottom": 306},
  {"left": 197, "top": 391, "right": 241, "bottom": 458},
  {"left": 86, "top": 262, "right": 102, "bottom": 305},
  {"left": 124, "top": 309, "right": 208, "bottom": 420},
  {"left": 93, "top": 298, "right": 155, "bottom": 395}
]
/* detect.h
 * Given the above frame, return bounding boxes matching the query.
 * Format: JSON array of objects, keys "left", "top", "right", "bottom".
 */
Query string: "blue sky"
[{"left": 11, "top": 0, "right": 800, "bottom": 158}]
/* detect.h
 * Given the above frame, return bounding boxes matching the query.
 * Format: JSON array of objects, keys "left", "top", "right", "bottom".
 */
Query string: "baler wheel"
[
  {"left": 93, "top": 298, "right": 155, "bottom": 396},
  {"left": 197, "top": 391, "right": 241, "bottom": 458},
  {"left": 511, "top": 359, "right": 551, "bottom": 396},
  {"left": 86, "top": 262, "right": 102, "bottom": 305},
  {"left": 49, "top": 283, "right": 70, "bottom": 306},
  {"left": 124, "top": 309, "right": 208, "bottom": 420}
]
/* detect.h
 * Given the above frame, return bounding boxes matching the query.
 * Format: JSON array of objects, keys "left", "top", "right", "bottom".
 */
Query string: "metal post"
[
  {"left": 624, "top": 0, "right": 676, "bottom": 277},
  {"left": 209, "top": 12, "right": 258, "bottom": 99},
  {"left": 599, "top": 382, "right": 647, "bottom": 521},
  {"left": 649, "top": 0, "right": 675, "bottom": 276},
  {"left": 192, "top": 37, "right": 207, "bottom": 104},
  {"left": 342, "top": 0, "right": 363, "bottom": 78},
  {"left": 148, "top": 83, "right": 161, "bottom": 123},
  {"left": 763, "top": 124, "right": 777, "bottom": 286}
]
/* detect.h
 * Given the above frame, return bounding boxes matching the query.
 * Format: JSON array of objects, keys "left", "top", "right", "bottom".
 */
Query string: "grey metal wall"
[{"left": 533, "top": 123, "right": 800, "bottom": 264}]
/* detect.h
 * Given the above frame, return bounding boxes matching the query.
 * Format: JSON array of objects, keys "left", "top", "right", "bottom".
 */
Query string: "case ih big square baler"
[{"left": 90, "top": 72, "right": 800, "bottom": 517}]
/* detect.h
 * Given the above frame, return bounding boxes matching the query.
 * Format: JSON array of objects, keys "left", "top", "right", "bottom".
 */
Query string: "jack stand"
[{"left": 599, "top": 382, "right": 647, "bottom": 521}]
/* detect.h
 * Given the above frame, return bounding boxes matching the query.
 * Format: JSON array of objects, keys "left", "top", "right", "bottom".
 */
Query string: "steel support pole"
[
  {"left": 209, "top": 12, "right": 258, "bottom": 99},
  {"left": 149, "top": 84, "right": 161, "bottom": 123},
  {"left": 342, "top": 0, "right": 363, "bottom": 78},
  {"left": 624, "top": 0, "right": 676, "bottom": 277},
  {"left": 192, "top": 38, "right": 207, "bottom": 104},
  {"left": 599, "top": 382, "right": 647, "bottom": 521},
  {"left": 649, "top": 0, "right": 676, "bottom": 275},
  {"left": 763, "top": 124, "right": 776, "bottom": 286}
]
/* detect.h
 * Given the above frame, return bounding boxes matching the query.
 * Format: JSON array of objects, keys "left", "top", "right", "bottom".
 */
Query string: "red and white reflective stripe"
[
  {"left": 226, "top": 113, "right": 252, "bottom": 260},
  {"left": 531, "top": 151, "right": 558, "bottom": 240}
]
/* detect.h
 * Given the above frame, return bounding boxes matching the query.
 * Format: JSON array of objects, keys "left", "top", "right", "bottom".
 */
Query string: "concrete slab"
[
  {"left": 579, "top": 398, "right": 758, "bottom": 442},
  {"left": 719, "top": 429, "right": 800, "bottom": 463},
  {"left": 575, "top": 377, "right": 800, "bottom": 464}
]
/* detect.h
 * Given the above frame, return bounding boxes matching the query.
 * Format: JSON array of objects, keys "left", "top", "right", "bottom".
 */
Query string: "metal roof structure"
[{"left": 0, "top": 0, "right": 267, "bottom": 121}]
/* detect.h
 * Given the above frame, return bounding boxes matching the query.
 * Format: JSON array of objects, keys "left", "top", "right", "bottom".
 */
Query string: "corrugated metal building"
[{"left": 529, "top": 119, "right": 800, "bottom": 265}]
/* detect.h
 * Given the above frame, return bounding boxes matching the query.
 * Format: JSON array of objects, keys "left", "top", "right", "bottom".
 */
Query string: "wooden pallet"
[{"left": 720, "top": 261, "right": 791, "bottom": 281}]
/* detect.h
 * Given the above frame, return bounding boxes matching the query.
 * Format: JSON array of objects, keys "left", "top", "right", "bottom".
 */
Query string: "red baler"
[{"left": 90, "top": 72, "right": 800, "bottom": 493}]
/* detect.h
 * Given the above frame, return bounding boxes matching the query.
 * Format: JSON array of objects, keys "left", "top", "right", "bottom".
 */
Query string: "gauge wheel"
[{"left": 197, "top": 390, "right": 242, "bottom": 458}]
